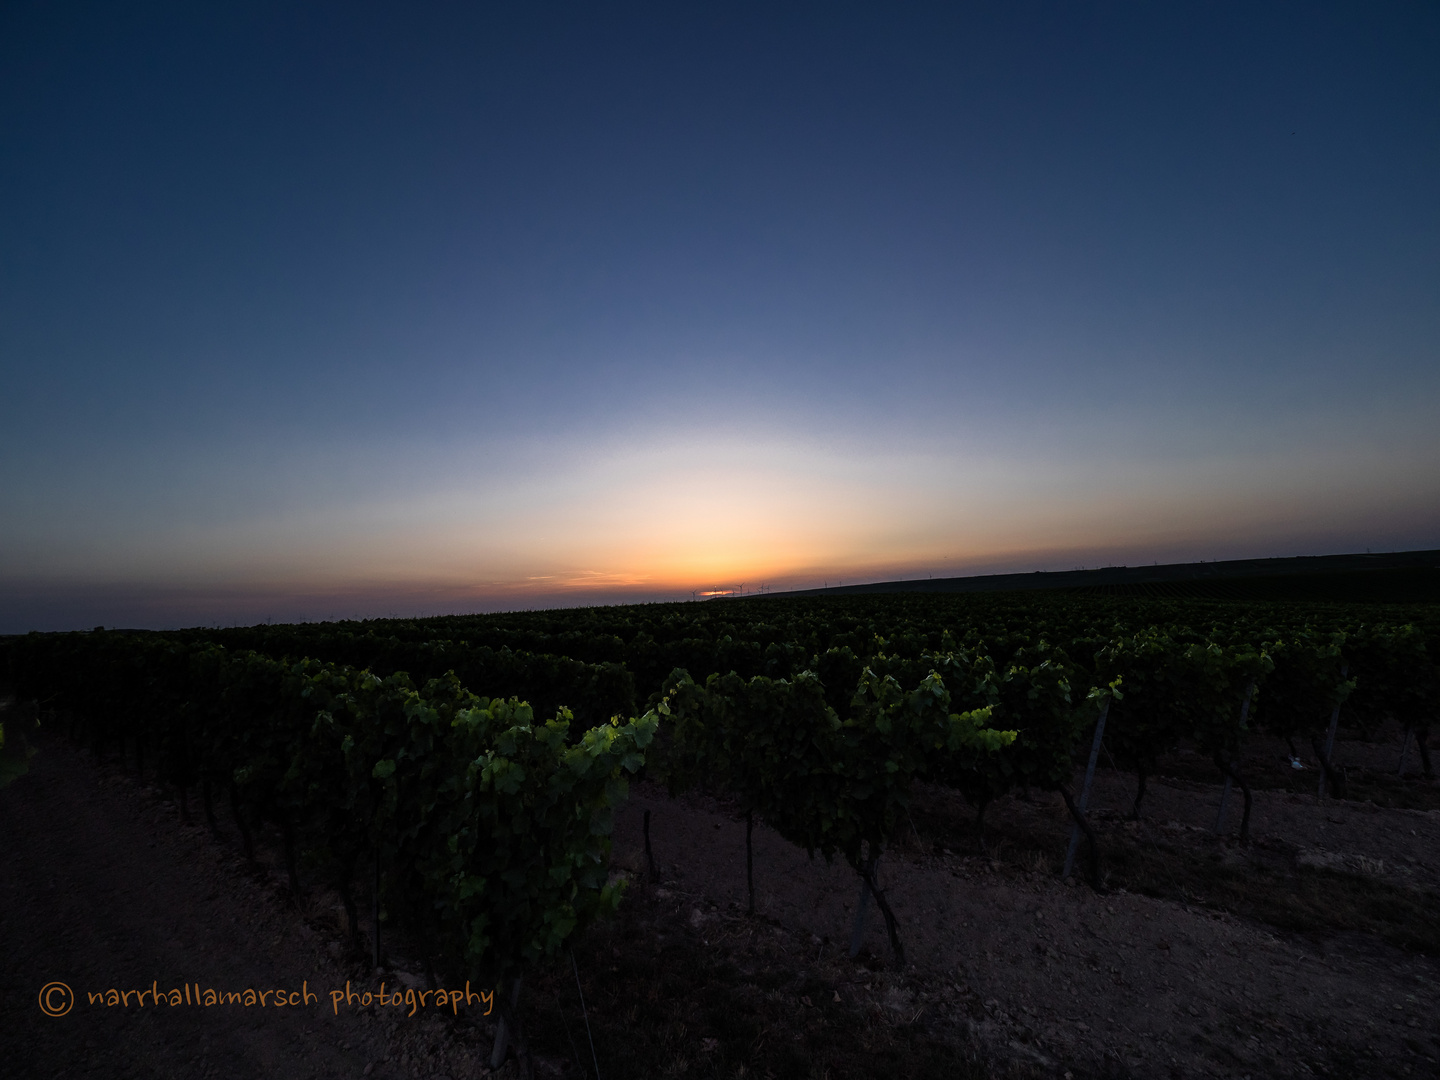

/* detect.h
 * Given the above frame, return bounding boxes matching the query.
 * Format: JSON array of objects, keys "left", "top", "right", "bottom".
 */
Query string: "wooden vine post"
[
  {"left": 643, "top": 808, "right": 656, "bottom": 880},
  {"left": 1212, "top": 683, "right": 1255, "bottom": 834},
  {"left": 1316, "top": 663, "right": 1348, "bottom": 799},
  {"left": 745, "top": 809, "right": 756, "bottom": 916},
  {"left": 1062, "top": 698, "right": 1111, "bottom": 881},
  {"left": 847, "top": 855, "right": 879, "bottom": 958},
  {"left": 490, "top": 977, "right": 524, "bottom": 1070}
]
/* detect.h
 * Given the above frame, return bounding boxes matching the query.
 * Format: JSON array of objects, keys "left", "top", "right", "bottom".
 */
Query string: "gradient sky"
[{"left": 3, "top": 2, "right": 1438, "bottom": 631}]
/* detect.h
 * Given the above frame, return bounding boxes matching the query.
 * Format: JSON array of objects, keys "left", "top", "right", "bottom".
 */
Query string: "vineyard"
[{"left": 3, "top": 589, "right": 1439, "bottom": 1077}]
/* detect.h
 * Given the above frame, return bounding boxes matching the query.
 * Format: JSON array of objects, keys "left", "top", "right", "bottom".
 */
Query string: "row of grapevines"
[
  {"left": 0, "top": 631, "right": 655, "bottom": 988},
  {"left": 658, "top": 662, "right": 1015, "bottom": 963},
  {"left": 177, "top": 624, "right": 636, "bottom": 730},
  {"left": 641, "top": 617, "right": 1432, "bottom": 952}
]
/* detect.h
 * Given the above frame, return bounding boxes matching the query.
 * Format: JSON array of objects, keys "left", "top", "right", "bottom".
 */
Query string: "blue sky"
[{"left": 2, "top": 2, "right": 1438, "bottom": 631}]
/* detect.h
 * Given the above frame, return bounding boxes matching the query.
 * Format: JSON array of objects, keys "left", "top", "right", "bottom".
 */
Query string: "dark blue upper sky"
[{"left": 3, "top": 2, "right": 1438, "bottom": 629}]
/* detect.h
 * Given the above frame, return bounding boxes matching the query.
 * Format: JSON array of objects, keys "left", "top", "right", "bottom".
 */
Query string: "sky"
[{"left": 2, "top": 1, "right": 1438, "bottom": 632}]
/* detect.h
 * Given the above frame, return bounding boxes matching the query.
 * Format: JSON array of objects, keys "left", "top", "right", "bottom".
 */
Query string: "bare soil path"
[
  {"left": 613, "top": 764, "right": 1440, "bottom": 1078},
  {"left": 0, "top": 734, "right": 489, "bottom": 1080}
]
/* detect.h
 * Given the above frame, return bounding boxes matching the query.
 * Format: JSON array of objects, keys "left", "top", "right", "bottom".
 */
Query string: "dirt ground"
[
  {"left": 3, "top": 720, "right": 1439, "bottom": 1079},
  {"left": 0, "top": 732, "right": 503, "bottom": 1080},
  {"left": 617, "top": 764, "right": 1440, "bottom": 1079}
]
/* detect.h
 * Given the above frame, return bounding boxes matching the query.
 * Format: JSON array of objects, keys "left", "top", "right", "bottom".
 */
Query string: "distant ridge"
[{"left": 764, "top": 549, "right": 1440, "bottom": 603}]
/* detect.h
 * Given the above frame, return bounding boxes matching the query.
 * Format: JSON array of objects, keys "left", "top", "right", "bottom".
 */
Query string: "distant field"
[{"left": 772, "top": 548, "right": 1440, "bottom": 604}]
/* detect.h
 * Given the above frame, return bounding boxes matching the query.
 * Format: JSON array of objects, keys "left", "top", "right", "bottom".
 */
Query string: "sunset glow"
[{"left": 2, "top": 4, "right": 1437, "bottom": 631}]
